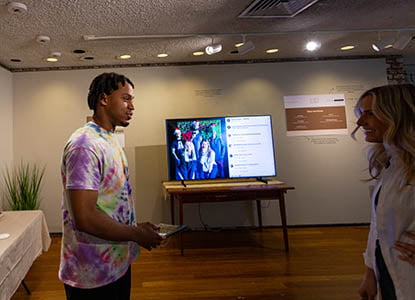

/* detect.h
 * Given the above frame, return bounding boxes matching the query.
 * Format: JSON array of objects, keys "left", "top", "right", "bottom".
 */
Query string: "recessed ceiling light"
[
  {"left": 193, "top": 51, "right": 204, "bottom": 56},
  {"left": 50, "top": 51, "right": 62, "bottom": 58},
  {"left": 384, "top": 44, "right": 393, "bottom": 49},
  {"left": 80, "top": 56, "right": 94, "bottom": 61},
  {"left": 10, "top": 58, "right": 21, "bottom": 62},
  {"left": 157, "top": 53, "right": 168, "bottom": 58},
  {"left": 7, "top": 2, "right": 27, "bottom": 15},
  {"left": 235, "top": 42, "right": 244, "bottom": 48},
  {"left": 46, "top": 57, "right": 58, "bottom": 62},
  {"left": 340, "top": 45, "right": 355, "bottom": 51},
  {"left": 305, "top": 41, "right": 321, "bottom": 52},
  {"left": 119, "top": 54, "right": 131, "bottom": 59},
  {"left": 36, "top": 35, "right": 51, "bottom": 44},
  {"left": 266, "top": 48, "right": 279, "bottom": 54}
]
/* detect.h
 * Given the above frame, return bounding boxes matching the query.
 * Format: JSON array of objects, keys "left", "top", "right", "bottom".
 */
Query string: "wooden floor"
[{"left": 12, "top": 226, "right": 368, "bottom": 300}]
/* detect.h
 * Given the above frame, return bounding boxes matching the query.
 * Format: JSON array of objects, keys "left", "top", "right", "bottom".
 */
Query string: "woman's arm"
[
  {"left": 208, "top": 150, "right": 216, "bottom": 173},
  {"left": 358, "top": 267, "right": 377, "bottom": 300}
]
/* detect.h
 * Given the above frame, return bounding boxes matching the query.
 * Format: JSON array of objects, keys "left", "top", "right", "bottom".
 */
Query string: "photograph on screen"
[
  {"left": 166, "top": 118, "right": 228, "bottom": 180},
  {"left": 165, "top": 115, "right": 276, "bottom": 181}
]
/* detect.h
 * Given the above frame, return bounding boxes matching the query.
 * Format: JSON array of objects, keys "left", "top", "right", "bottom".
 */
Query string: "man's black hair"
[{"left": 87, "top": 72, "right": 134, "bottom": 110}]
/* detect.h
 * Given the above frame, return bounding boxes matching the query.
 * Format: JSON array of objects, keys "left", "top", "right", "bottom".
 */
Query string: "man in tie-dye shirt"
[{"left": 59, "top": 72, "right": 163, "bottom": 300}]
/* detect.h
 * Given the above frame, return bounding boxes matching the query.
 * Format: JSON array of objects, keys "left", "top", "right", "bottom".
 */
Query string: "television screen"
[{"left": 165, "top": 115, "right": 276, "bottom": 181}]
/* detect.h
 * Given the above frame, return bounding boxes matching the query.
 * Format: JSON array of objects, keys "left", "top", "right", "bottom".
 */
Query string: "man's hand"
[
  {"left": 134, "top": 222, "right": 164, "bottom": 251},
  {"left": 358, "top": 267, "right": 377, "bottom": 300},
  {"left": 68, "top": 190, "right": 163, "bottom": 249}
]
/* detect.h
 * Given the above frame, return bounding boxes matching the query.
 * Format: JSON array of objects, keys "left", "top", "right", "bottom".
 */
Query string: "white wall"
[
  {"left": 12, "top": 59, "right": 387, "bottom": 232},
  {"left": 0, "top": 66, "right": 13, "bottom": 209}
]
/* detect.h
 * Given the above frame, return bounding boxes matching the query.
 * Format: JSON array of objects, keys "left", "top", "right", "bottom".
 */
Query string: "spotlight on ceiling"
[
  {"left": 119, "top": 54, "right": 131, "bottom": 59},
  {"left": 372, "top": 40, "right": 393, "bottom": 52},
  {"left": 305, "top": 40, "right": 320, "bottom": 52},
  {"left": 46, "top": 57, "right": 58, "bottom": 62},
  {"left": 205, "top": 43, "right": 222, "bottom": 55},
  {"left": 392, "top": 31, "right": 414, "bottom": 50},
  {"left": 340, "top": 45, "right": 355, "bottom": 51},
  {"left": 237, "top": 40, "right": 255, "bottom": 55},
  {"left": 266, "top": 48, "right": 279, "bottom": 54}
]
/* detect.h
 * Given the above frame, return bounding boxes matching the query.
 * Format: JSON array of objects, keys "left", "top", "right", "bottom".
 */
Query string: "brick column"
[{"left": 385, "top": 55, "right": 405, "bottom": 84}]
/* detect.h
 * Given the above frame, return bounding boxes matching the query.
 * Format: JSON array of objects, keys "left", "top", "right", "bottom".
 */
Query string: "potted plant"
[{"left": 2, "top": 162, "right": 45, "bottom": 210}]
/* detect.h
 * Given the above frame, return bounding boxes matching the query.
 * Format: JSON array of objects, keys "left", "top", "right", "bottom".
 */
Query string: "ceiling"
[{"left": 1, "top": 0, "right": 415, "bottom": 72}]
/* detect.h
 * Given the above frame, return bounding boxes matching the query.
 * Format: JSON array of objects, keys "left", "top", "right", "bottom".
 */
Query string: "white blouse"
[{"left": 364, "top": 153, "right": 415, "bottom": 300}]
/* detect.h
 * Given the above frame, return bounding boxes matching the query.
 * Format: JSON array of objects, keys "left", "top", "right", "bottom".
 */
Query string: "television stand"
[
  {"left": 162, "top": 180, "right": 295, "bottom": 255},
  {"left": 256, "top": 177, "right": 269, "bottom": 184}
]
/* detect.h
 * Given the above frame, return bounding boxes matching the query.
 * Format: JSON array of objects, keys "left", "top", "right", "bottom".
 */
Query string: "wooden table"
[
  {"left": 0, "top": 210, "right": 51, "bottom": 300},
  {"left": 162, "top": 180, "right": 295, "bottom": 255}
]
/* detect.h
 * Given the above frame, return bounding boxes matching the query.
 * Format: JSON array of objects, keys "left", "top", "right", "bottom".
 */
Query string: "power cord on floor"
[{"left": 198, "top": 203, "right": 221, "bottom": 232}]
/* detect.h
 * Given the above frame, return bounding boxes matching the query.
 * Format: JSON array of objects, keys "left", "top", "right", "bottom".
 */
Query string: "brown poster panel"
[{"left": 285, "top": 106, "right": 347, "bottom": 131}]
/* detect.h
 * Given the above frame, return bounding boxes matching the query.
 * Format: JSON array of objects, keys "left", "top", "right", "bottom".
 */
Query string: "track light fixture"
[
  {"left": 205, "top": 43, "right": 222, "bottom": 55},
  {"left": 392, "top": 31, "right": 414, "bottom": 50},
  {"left": 205, "top": 37, "right": 222, "bottom": 55},
  {"left": 372, "top": 40, "right": 393, "bottom": 52},
  {"left": 81, "top": 27, "right": 415, "bottom": 58},
  {"left": 371, "top": 32, "right": 394, "bottom": 52},
  {"left": 237, "top": 35, "right": 255, "bottom": 55}
]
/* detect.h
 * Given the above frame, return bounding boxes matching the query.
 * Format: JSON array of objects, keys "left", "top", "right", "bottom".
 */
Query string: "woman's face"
[
  {"left": 174, "top": 129, "right": 181, "bottom": 139},
  {"left": 356, "top": 95, "right": 388, "bottom": 143},
  {"left": 201, "top": 140, "right": 209, "bottom": 152}
]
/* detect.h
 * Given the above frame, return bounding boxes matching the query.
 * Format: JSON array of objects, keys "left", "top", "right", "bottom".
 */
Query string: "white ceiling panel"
[{"left": 0, "top": 0, "right": 414, "bottom": 71}]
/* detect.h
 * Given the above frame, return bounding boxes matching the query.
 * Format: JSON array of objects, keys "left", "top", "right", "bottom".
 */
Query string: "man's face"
[{"left": 105, "top": 82, "right": 135, "bottom": 127}]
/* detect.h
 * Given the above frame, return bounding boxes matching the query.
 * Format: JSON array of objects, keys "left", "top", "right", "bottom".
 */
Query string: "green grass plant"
[{"left": 2, "top": 162, "right": 45, "bottom": 210}]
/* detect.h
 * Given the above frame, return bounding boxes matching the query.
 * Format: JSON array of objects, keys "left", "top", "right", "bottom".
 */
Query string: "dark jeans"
[
  {"left": 375, "top": 240, "right": 397, "bottom": 300},
  {"left": 64, "top": 267, "right": 131, "bottom": 300}
]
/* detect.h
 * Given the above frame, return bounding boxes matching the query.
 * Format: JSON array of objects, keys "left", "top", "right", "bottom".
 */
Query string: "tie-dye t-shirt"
[{"left": 59, "top": 122, "right": 139, "bottom": 288}]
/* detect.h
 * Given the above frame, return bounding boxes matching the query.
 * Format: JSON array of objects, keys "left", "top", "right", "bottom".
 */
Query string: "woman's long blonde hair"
[{"left": 352, "top": 84, "right": 415, "bottom": 185}]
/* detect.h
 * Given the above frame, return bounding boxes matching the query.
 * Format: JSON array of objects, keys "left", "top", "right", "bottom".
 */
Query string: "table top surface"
[
  {"left": 0, "top": 210, "right": 51, "bottom": 300},
  {"left": 0, "top": 210, "right": 50, "bottom": 255},
  {"left": 163, "top": 179, "right": 295, "bottom": 194}
]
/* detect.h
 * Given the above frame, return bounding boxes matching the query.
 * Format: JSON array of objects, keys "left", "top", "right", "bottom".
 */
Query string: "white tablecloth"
[{"left": 0, "top": 210, "right": 51, "bottom": 300}]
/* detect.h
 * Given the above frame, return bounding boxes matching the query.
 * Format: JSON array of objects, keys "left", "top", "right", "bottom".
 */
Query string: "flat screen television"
[{"left": 165, "top": 115, "right": 276, "bottom": 182}]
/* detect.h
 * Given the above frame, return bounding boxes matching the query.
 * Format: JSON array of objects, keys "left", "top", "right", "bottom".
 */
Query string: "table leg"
[
  {"left": 256, "top": 200, "right": 263, "bottom": 231},
  {"left": 278, "top": 192, "right": 289, "bottom": 252},
  {"left": 21, "top": 280, "right": 31, "bottom": 295},
  {"left": 179, "top": 198, "right": 184, "bottom": 256},
  {"left": 170, "top": 196, "right": 175, "bottom": 225}
]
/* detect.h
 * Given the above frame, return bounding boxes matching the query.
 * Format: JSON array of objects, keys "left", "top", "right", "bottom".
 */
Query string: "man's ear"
[{"left": 99, "top": 93, "right": 108, "bottom": 106}]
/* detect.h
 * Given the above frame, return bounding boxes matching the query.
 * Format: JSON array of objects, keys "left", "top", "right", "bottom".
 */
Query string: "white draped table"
[{"left": 0, "top": 210, "right": 51, "bottom": 300}]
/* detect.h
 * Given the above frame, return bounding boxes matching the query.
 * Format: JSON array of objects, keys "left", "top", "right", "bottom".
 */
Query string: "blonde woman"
[
  {"left": 353, "top": 84, "right": 415, "bottom": 300},
  {"left": 197, "top": 139, "right": 218, "bottom": 179}
]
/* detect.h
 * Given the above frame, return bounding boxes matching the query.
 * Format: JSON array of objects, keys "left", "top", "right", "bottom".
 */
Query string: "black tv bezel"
[{"left": 165, "top": 114, "right": 277, "bottom": 182}]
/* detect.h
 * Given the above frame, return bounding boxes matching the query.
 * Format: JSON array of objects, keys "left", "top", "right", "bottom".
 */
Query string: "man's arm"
[
  {"left": 68, "top": 189, "right": 162, "bottom": 250},
  {"left": 171, "top": 147, "right": 180, "bottom": 164}
]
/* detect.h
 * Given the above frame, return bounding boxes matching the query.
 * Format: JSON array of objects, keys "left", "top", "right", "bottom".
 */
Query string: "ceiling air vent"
[{"left": 239, "top": 0, "right": 319, "bottom": 18}]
